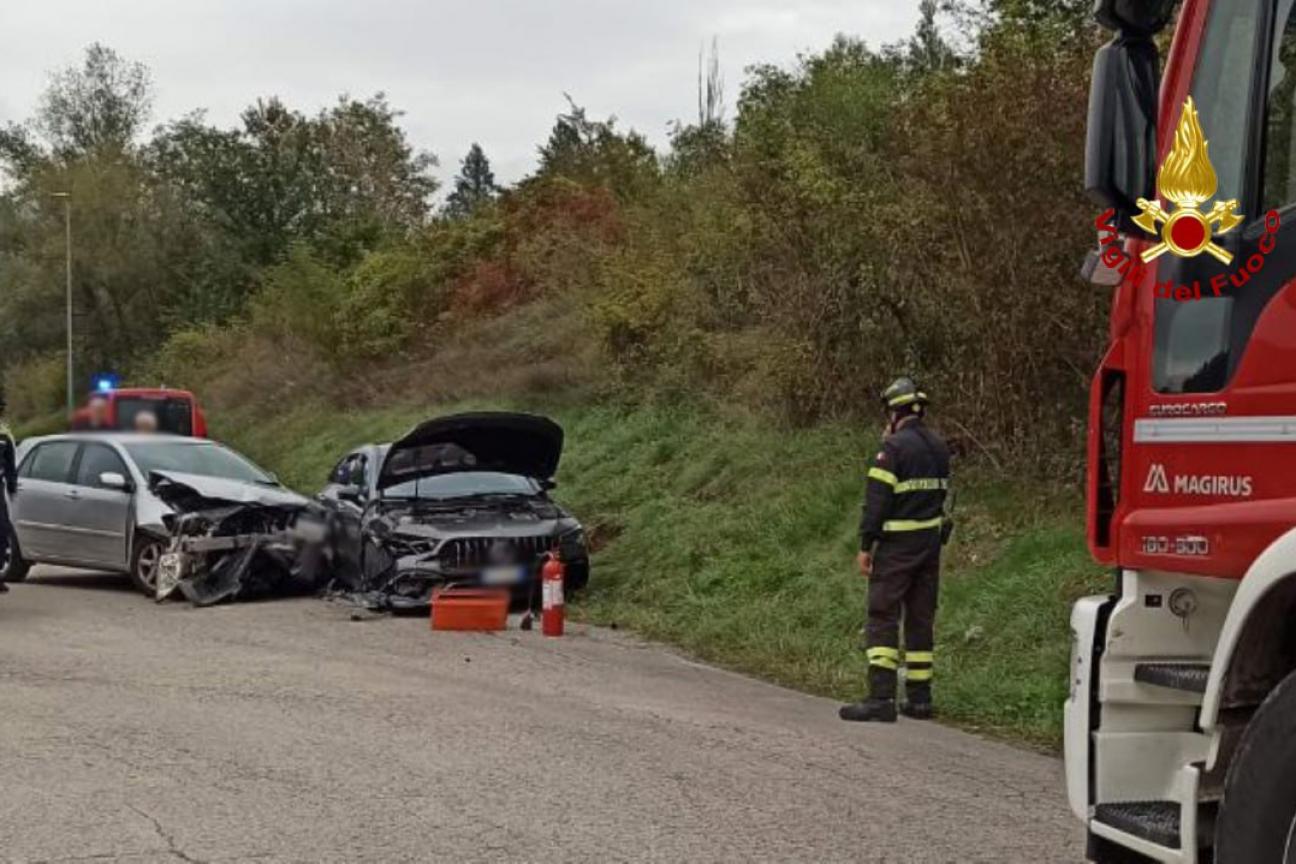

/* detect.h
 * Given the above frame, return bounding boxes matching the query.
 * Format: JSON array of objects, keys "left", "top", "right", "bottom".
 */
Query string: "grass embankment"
[{"left": 215, "top": 398, "right": 1105, "bottom": 748}]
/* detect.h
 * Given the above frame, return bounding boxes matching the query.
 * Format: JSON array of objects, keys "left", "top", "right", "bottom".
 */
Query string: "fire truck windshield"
[{"left": 115, "top": 397, "right": 194, "bottom": 436}]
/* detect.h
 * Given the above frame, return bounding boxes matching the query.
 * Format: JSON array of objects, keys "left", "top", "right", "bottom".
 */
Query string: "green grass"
[{"left": 213, "top": 398, "right": 1107, "bottom": 748}]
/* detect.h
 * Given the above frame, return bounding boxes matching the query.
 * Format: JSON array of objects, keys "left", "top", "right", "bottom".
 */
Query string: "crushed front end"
[
  {"left": 342, "top": 502, "right": 589, "bottom": 611},
  {"left": 150, "top": 472, "right": 331, "bottom": 606}
]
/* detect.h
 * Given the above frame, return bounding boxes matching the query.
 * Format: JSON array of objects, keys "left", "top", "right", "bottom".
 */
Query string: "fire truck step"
[
  {"left": 1093, "top": 801, "right": 1182, "bottom": 849},
  {"left": 1134, "top": 662, "right": 1210, "bottom": 694}
]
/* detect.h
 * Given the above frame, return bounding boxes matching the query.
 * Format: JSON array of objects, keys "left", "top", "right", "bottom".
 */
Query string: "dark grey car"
[{"left": 318, "top": 412, "right": 590, "bottom": 610}]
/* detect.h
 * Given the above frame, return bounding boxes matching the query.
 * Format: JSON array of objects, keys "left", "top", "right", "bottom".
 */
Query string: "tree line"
[{"left": 1, "top": 0, "right": 1106, "bottom": 471}]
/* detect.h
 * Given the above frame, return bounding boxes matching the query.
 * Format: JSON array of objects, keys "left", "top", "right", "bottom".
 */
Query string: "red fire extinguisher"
[{"left": 542, "top": 551, "right": 565, "bottom": 637}]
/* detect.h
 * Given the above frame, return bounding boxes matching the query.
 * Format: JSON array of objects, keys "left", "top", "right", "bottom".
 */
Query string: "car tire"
[
  {"left": 1, "top": 527, "right": 31, "bottom": 583},
  {"left": 128, "top": 536, "right": 167, "bottom": 597},
  {"left": 1214, "top": 667, "right": 1296, "bottom": 863},
  {"left": 564, "top": 559, "right": 590, "bottom": 594}
]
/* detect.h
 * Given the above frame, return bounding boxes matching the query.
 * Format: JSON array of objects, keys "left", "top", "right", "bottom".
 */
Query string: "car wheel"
[
  {"left": 1, "top": 527, "right": 31, "bottom": 583},
  {"left": 128, "top": 536, "right": 167, "bottom": 596},
  {"left": 1215, "top": 667, "right": 1296, "bottom": 863}
]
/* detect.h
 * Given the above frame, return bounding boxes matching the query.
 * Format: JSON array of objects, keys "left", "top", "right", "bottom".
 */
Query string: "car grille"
[{"left": 439, "top": 535, "right": 555, "bottom": 569}]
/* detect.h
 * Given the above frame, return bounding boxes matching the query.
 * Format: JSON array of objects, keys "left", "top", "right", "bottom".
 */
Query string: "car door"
[
  {"left": 12, "top": 440, "right": 81, "bottom": 560},
  {"left": 64, "top": 442, "right": 133, "bottom": 569}
]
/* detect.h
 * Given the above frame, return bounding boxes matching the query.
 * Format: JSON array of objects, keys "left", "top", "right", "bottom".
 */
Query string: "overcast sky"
[{"left": 0, "top": 1, "right": 922, "bottom": 191}]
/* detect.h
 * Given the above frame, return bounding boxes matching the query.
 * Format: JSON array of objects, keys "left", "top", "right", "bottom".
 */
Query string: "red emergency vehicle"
[
  {"left": 1071, "top": 1, "right": 1296, "bottom": 861},
  {"left": 70, "top": 387, "right": 209, "bottom": 437}
]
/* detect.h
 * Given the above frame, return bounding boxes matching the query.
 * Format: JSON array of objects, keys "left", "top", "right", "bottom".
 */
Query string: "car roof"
[{"left": 25, "top": 433, "right": 213, "bottom": 446}]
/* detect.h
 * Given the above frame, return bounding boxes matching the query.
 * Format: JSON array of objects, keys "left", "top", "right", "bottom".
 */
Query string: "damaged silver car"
[
  {"left": 319, "top": 412, "right": 590, "bottom": 610},
  {"left": 2, "top": 433, "right": 329, "bottom": 604}
]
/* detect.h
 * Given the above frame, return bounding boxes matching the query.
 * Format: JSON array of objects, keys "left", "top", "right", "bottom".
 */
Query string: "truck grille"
[{"left": 439, "top": 535, "right": 555, "bottom": 569}]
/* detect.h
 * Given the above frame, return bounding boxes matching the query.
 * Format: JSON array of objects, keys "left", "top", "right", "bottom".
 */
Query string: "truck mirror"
[
  {"left": 1094, "top": 0, "right": 1177, "bottom": 37},
  {"left": 1085, "top": 36, "right": 1159, "bottom": 232}
]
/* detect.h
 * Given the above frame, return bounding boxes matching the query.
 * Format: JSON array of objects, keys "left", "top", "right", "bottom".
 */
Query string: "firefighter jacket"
[{"left": 859, "top": 418, "right": 951, "bottom": 551}]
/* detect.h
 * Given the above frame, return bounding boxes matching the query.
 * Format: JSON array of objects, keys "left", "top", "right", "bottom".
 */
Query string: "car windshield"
[
  {"left": 383, "top": 471, "right": 539, "bottom": 500},
  {"left": 124, "top": 441, "right": 274, "bottom": 484}
]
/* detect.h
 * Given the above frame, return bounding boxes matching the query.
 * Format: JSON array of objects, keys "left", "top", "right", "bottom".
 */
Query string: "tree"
[
  {"left": 443, "top": 143, "right": 499, "bottom": 218},
  {"left": 907, "top": 0, "right": 957, "bottom": 72},
  {"left": 35, "top": 43, "right": 152, "bottom": 158},
  {"left": 698, "top": 38, "right": 725, "bottom": 129},
  {"left": 536, "top": 98, "right": 658, "bottom": 199}
]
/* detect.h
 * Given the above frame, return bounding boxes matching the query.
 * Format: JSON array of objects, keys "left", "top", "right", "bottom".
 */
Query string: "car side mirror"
[
  {"left": 1085, "top": 34, "right": 1159, "bottom": 232},
  {"left": 540, "top": 478, "right": 557, "bottom": 492},
  {"left": 338, "top": 484, "right": 366, "bottom": 504},
  {"left": 99, "top": 471, "right": 132, "bottom": 492}
]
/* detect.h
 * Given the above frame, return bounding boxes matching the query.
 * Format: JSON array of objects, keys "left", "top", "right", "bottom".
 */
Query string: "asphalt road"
[{"left": 0, "top": 568, "right": 1082, "bottom": 863}]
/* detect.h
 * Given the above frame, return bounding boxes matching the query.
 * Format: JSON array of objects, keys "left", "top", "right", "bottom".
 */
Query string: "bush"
[
  {"left": 3, "top": 352, "right": 67, "bottom": 420},
  {"left": 141, "top": 323, "right": 246, "bottom": 392},
  {"left": 248, "top": 245, "right": 348, "bottom": 358},
  {"left": 338, "top": 247, "right": 438, "bottom": 358}
]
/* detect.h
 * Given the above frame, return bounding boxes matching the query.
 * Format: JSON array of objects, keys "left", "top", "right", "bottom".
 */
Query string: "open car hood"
[{"left": 377, "top": 412, "right": 564, "bottom": 490}]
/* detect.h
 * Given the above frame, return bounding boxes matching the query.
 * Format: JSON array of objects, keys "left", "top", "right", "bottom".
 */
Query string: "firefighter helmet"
[{"left": 880, "top": 377, "right": 929, "bottom": 410}]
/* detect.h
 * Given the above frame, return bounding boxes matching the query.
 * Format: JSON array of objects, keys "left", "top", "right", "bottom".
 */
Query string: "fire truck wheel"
[
  {"left": 1215, "top": 666, "right": 1296, "bottom": 864},
  {"left": 1, "top": 528, "right": 30, "bottom": 583},
  {"left": 128, "top": 537, "right": 167, "bottom": 597}
]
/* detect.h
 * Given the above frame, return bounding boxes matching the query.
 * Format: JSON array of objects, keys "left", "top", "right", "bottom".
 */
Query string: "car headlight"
[{"left": 558, "top": 527, "right": 585, "bottom": 548}]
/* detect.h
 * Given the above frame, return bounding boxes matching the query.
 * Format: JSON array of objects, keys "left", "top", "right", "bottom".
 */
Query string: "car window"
[
  {"left": 351, "top": 454, "right": 368, "bottom": 489},
  {"left": 24, "top": 441, "right": 79, "bottom": 483},
  {"left": 330, "top": 456, "right": 351, "bottom": 485},
  {"left": 74, "top": 443, "right": 129, "bottom": 488},
  {"left": 123, "top": 441, "right": 273, "bottom": 484}
]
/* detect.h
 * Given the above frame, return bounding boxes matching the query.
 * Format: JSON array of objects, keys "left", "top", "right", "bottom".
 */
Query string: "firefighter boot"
[
  {"left": 901, "top": 681, "right": 933, "bottom": 719},
  {"left": 900, "top": 700, "right": 933, "bottom": 720},
  {"left": 839, "top": 698, "right": 898, "bottom": 723}
]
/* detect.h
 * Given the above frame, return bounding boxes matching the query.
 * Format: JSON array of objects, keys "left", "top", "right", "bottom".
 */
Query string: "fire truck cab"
[
  {"left": 1073, "top": 0, "right": 1296, "bottom": 861},
  {"left": 70, "top": 387, "right": 208, "bottom": 438}
]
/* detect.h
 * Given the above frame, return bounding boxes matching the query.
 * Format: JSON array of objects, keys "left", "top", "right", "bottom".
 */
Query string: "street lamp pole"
[{"left": 50, "top": 192, "right": 72, "bottom": 414}]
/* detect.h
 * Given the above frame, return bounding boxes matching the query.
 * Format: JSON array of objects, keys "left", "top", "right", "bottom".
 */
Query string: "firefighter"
[
  {"left": 0, "top": 392, "right": 16, "bottom": 594},
  {"left": 840, "top": 377, "right": 951, "bottom": 723}
]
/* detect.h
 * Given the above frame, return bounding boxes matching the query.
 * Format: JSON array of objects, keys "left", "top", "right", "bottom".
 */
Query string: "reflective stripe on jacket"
[{"left": 859, "top": 419, "right": 951, "bottom": 550}]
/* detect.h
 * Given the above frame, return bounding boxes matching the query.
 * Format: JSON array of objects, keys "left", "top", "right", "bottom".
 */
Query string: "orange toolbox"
[{"left": 430, "top": 587, "right": 510, "bottom": 632}]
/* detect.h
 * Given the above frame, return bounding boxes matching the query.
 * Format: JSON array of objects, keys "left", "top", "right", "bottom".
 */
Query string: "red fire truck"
[
  {"left": 1071, "top": 1, "right": 1296, "bottom": 861},
  {"left": 70, "top": 387, "right": 209, "bottom": 437}
]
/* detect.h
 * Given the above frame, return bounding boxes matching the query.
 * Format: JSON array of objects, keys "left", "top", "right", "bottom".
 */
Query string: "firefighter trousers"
[
  {"left": 865, "top": 540, "right": 940, "bottom": 702},
  {"left": 0, "top": 499, "right": 11, "bottom": 575}
]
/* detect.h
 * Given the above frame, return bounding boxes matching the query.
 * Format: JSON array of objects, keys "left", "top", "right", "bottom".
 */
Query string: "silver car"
[{"left": 1, "top": 433, "right": 303, "bottom": 595}]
